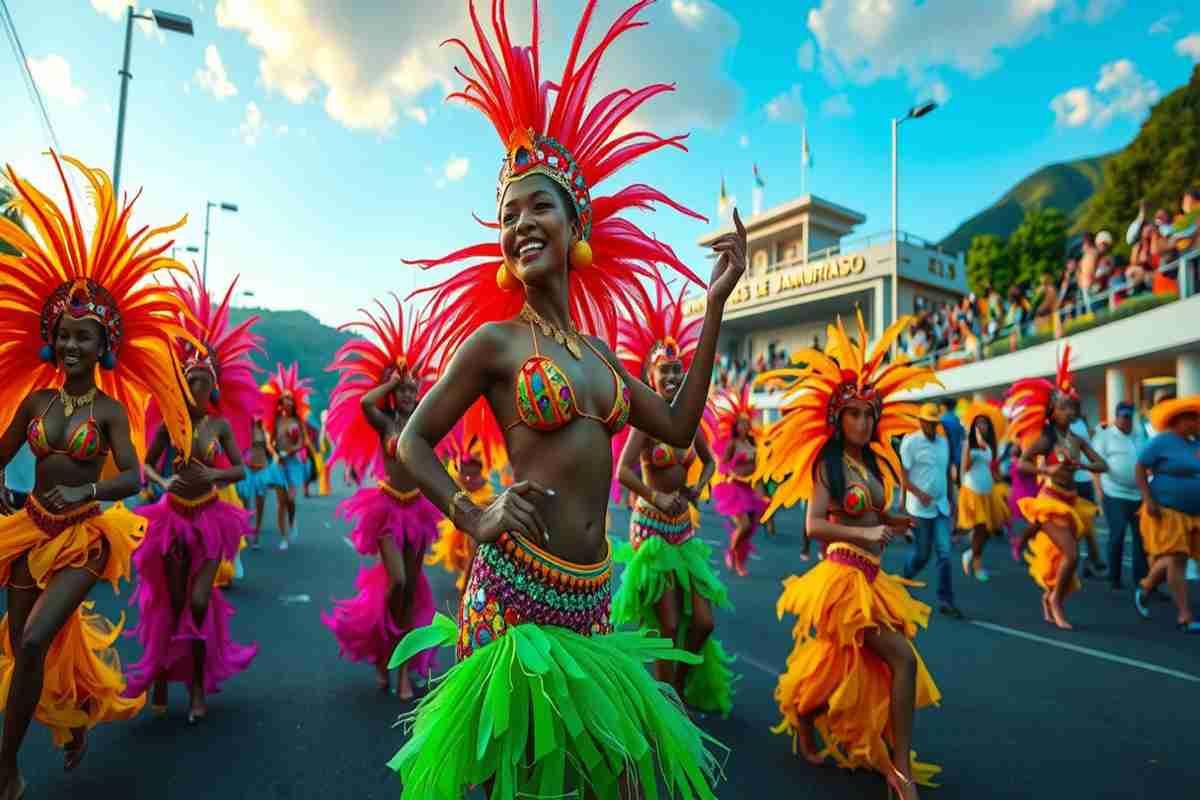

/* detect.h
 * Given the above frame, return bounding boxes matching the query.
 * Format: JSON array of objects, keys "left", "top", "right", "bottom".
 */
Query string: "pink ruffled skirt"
[
  {"left": 125, "top": 492, "right": 258, "bottom": 696},
  {"left": 713, "top": 479, "right": 768, "bottom": 567},
  {"left": 322, "top": 483, "right": 439, "bottom": 675}
]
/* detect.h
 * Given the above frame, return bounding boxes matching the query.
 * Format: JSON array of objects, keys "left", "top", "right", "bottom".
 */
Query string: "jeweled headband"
[
  {"left": 649, "top": 336, "right": 682, "bottom": 369},
  {"left": 498, "top": 129, "right": 593, "bottom": 240},
  {"left": 40, "top": 278, "right": 123, "bottom": 360},
  {"left": 827, "top": 375, "right": 882, "bottom": 426},
  {"left": 183, "top": 343, "right": 218, "bottom": 380}
]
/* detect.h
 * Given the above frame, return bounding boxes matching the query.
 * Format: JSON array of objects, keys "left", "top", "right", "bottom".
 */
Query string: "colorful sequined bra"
[
  {"left": 26, "top": 394, "right": 107, "bottom": 462},
  {"left": 825, "top": 542, "right": 881, "bottom": 584},
  {"left": 457, "top": 532, "right": 613, "bottom": 660},
  {"left": 379, "top": 481, "right": 421, "bottom": 504},
  {"left": 645, "top": 441, "right": 695, "bottom": 469},
  {"left": 25, "top": 494, "right": 102, "bottom": 537},
  {"left": 630, "top": 497, "right": 695, "bottom": 548},
  {"left": 511, "top": 318, "right": 631, "bottom": 435}
]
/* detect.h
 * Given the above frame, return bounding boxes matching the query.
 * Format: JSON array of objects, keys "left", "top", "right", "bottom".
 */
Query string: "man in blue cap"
[{"left": 1091, "top": 401, "right": 1148, "bottom": 589}]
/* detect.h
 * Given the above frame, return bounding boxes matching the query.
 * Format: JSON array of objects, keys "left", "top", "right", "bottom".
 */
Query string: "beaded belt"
[
  {"left": 379, "top": 481, "right": 421, "bottom": 504},
  {"left": 630, "top": 498, "right": 695, "bottom": 549},
  {"left": 825, "top": 542, "right": 881, "bottom": 584},
  {"left": 457, "top": 532, "right": 613, "bottom": 660},
  {"left": 167, "top": 488, "right": 219, "bottom": 516},
  {"left": 26, "top": 495, "right": 101, "bottom": 537}
]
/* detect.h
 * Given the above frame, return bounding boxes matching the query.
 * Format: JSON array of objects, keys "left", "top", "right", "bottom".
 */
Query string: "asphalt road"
[{"left": 4, "top": 484, "right": 1199, "bottom": 799}]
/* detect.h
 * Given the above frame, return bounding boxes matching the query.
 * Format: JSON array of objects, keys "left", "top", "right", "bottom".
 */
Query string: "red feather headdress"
[
  {"left": 325, "top": 296, "right": 439, "bottom": 479},
  {"left": 406, "top": 0, "right": 706, "bottom": 355},
  {"left": 0, "top": 152, "right": 196, "bottom": 459},
  {"left": 260, "top": 362, "right": 312, "bottom": 440},
  {"left": 616, "top": 274, "right": 702, "bottom": 384},
  {"left": 1004, "top": 343, "right": 1077, "bottom": 449}
]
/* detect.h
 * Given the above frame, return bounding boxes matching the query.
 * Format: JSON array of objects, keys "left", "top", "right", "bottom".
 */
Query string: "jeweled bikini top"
[{"left": 26, "top": 393, "right": 107, "bottom": 462}]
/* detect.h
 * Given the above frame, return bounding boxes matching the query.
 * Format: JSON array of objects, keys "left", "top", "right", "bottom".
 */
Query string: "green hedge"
[{"left": 982, "top": 292, "right": 1177, "bottom": 359}]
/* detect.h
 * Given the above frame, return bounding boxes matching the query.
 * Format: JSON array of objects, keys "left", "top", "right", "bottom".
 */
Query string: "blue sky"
[{"left": 4, "top": 0, "right": 1199, "bottom": 328}]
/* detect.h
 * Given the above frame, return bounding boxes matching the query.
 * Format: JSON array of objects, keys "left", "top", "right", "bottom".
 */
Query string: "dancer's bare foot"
[
  {"left": 64, "top": 726, "right": 88, "bottom": 772},
  {"left": 397, "top": 669, "right": 414, "bottom": 702},
  {"left": 1040, "top": 592, "right": 1053, "bottom": 624},
  {"left": 150, "top": 679, "right": 168, "bottom": 714},
  {"left": 1047, "top": 596, "right": 1073, "bottom": 630},
  {"left": 885, "top": 765, "right": 920, "bottom": 800},
  {"left": 376, "top": 661, "right": 390, "bottom": 693},
  {"left": 796, "top": 718, "right": 824, "bottom": 766},
  {"left": 187, "top": 685, "right": 208, "bottom": 725}
]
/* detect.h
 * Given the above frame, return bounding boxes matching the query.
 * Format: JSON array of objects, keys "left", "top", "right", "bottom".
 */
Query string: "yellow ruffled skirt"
[
  {"left": 1020, "top": 485, "right": 1095, "bottom": 595},
  {"left": 1139, "top": 506, "right": 1200, "bottom": 559},
  {"left": 213, "top": 484, "right": 248, "bottom": 588},
  {"left": 0, "top": 497, "right": 147, "bottom": 747},
  {"left": 774, "top": 542, "right": 942, "bottom": 786},
  {"left": 957, "top": 483, "right": 1011, "bottom": 531}
]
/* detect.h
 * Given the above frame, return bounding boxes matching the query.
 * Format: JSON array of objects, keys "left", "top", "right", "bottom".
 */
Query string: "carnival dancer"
[
  {"left": 710, "top": 382, "right": 768, "bottom": 576},
  {"left": 610, "top": 277, "right": 735, "bottom": 715},
  {"left": 1133, "top": 396, "right": 1200, "bottom": 632},
  {"left": 753, "top": 310, "right": 943, "bottom": 800},
  {"left": 1006, "top": 345, "right": 1108, "bottom": 630},
  {"left": 0, "top": 153, "right": 197, "bottom": 796},
  {"left": 958, "top": 401, "right": 1010, "bottom": 582},
  {"left": 260, "top": 363, "right": 311, "bottom": 549},
  {"left": 385, "top": 2, "right": 741, "bottom": 795},
  {"left": 321, "top": 297, "right": 442, "bottom": 698},
  {"left": 236, "top": 418, "right": 270, "bottom": 547},
  {"left": 428, "top": 399, "right": 505, "bottom": 594},
  {"left": 126, "top": 270, "right": 261, "bottom": 722}
]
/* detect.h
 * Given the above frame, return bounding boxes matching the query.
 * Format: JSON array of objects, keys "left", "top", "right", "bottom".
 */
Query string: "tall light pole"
[
  {"left": 203, "top": 201, "right": 239, "bottom": 286},
  {"left": 171, "top": 244, "right": 200, "bottom": 261},
  {"left": 112, "top": 7, "right": 194, "bottom": 199},
  {"left": 891, "top": 101, "right": 938, "bottom": 242}
]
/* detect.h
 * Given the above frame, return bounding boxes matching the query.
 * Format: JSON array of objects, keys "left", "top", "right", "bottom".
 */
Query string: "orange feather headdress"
[
  {"left": 0, "top": 152, "right": 196, "bottom": 458},
  {"left": 752, "top": 310, "right": 941, "bottom": 520},
  {"left": 1004, "top": 343, "right": 1077, "bottom": 449}
]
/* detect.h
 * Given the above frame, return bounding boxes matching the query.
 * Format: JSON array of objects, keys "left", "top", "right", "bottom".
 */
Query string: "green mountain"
[
  {"left": 227, "top": 306, "right": 357, "bottom": 419},
  {"left": 939, "top": 154, "right": 1113, "bottom": 254}
]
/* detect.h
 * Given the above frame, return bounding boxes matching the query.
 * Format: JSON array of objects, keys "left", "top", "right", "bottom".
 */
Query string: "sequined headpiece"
[
  {"left": 500, "top": 130, "right": 593, "bottom": 240},
  {"left": 40, "top": 278, "right": 123, "bottom": 356}
]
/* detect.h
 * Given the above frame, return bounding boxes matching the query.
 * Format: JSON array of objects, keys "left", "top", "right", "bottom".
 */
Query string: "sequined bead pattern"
[
  {"left": 514, "top": 356, "right": 574, "bottom": 430},
  {"left": 25, "top": 495, "right": 101, "bottom": 537},
  {"left": 629, "top": 498, "right": 695, "bottom": 549},
  {"left": 825, "top": 542, "right": 881, "bottom": 584},
  {"left": 457, "top": 532, "right": 613, "bottom": 660}
]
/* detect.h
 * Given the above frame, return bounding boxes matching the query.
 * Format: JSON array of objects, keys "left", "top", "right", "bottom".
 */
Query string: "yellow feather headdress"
[
  {"left": 0, "top": 152, "right": 197, "bottom": 459},
  {"left": 752, "top": 309, "right": 941, "bottom": 520}
]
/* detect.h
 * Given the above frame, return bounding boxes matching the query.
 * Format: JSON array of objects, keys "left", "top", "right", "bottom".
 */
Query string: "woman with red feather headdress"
[
  {"left": 609, "top": 276, "right": 735, "bottom": 716},
  {"left": 753, "top": 310, "right": 943, "bottom": 799},
  {"left": 386, "top": 1, "right": 743, "bottom": 796},
  {"left": 1005, "top": 344, "right": 1108, "bottom": 630},
  {"left": 320, "top": 297, "right": 442, "bottom": 698},
  {"left": 259, "top": 363, "right": 312, "bottom": 549},
  {"left": 708, "top": 381, "right": 768, "bottom": 576},
  {"left": 0, "top": 153, "right": 197, "bottom": 795},
  {"left": 125, "top": 269, "right": 260, "bottom": 723},
  {"left": 428, "top": 399, "right": 506, "bottom": 595}
]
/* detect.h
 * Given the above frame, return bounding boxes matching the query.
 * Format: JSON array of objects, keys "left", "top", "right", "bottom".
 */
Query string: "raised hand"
[
  {"left": 472, "top": 480, "right": 555, "bottom": 545},
  {"left": 707, "top": 206, "right": 747, "bottom": 305}
]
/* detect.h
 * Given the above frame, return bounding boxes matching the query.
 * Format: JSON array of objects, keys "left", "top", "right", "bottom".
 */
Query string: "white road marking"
[
  {"left": 967, "top": 620, "right": 1200, "bottom": 683},
  {"left": 280, "top": 593, "right": 311, "bottom": 605}
]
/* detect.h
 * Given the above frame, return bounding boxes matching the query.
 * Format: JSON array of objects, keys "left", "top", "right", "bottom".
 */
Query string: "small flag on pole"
[
  {"left": 752, "top": 164, "right": 764, "bottom": 216},
  {"left": 753, "top": 163, "right": 765, "bottom": 188},
  {"left": 801, "top": 127, "right": 812, "bottom": 168},
  {"left": 718, "top": 175, "right": 730, "bottom": 219}
]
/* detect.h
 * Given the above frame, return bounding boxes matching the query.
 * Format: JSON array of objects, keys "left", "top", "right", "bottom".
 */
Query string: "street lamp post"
[
  {"left": 890, "top": 101, "right": 938, "bottom": 242},
  {"left": 112, "top": 7, "right": 194, "bottom": 199},
  {"left": 171, "top": 244, "right": 200, "bottom": 261},
  {"left": 202, "top": 201, "right": 239, "bottom": 286}
]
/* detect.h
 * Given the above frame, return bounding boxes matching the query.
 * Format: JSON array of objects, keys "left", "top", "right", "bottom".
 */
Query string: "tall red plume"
[{"left": 615, "top": 272, "right": 702, "bottom": 382}]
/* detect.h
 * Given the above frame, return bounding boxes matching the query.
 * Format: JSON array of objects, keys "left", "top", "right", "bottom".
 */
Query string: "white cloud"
[
  {"left": 443, "top": 155, "right": 469, "bottom": 182},
  {"left": 796, "top": 41, "right": 815, "bottom": 71},
  {"left": 1176, "top": 33, "right": 1200, "bottom": 62},
  {"left": 738, "top": 134, "right": 749, "bottom": 148},
  {"left": 90, "top": 0, "right": 165, "bottom": 41},
  {"left": 1148, "top": 13, "right": 1178, "bottom": 35},
  {"left": 807, "top": 0, "right": 1121, "bottom": 90},
  {"left": 921, "top": 76, "right": 951, "bottom": 105},
  {"left": 27, "top": 54, "right": 86, "bottom": 106},
  {"left": 820, "top": 92, "right": 854, "bottom": 118},
  {"left": 764, "top": 84, "right": 805, "bottom": 123},
  {"left": 183, "top": 81, "right": 192, "bottom": 95},
  {"left": 1050, "top": 58, "right": 1160, "bottom": 128},
  {"left": 404, "top": 106, "right": 429, "bottom": 126},
  {"left": 195, "top": 44, "right": 239, "bottom": 100},
  {"left": 214, "top": 0, "right": 741, "bottom": 135},
  {"left": 238, "top": 101, "right": 264, "bottom": 145},
  {"left": 276, "top": 123, "right": 289, "bottom": 134}
]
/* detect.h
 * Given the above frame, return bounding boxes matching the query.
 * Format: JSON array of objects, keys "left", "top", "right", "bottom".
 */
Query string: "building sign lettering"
[{"left": 683, "top": 253, "right": 867, "bottom": 316}]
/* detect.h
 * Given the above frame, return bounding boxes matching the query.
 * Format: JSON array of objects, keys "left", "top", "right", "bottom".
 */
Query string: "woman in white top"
[{"left": 958, "top": 404, "right": 1011, "bottom": 581}]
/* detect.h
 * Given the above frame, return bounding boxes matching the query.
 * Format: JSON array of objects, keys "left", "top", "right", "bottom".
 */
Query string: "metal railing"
[{"left": 907, "top": 248, "right": 1199, "bottom": 370}]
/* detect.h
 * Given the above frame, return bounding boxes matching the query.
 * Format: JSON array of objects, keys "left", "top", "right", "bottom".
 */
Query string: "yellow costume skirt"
[
  {"left": 0, "top": 497, "right": 147, "bottom": 747},
  {"left": 425, "top": 485, "right": 492, "bottom": 590},
  {"left": 1139, "top": 506, "right": 1200, "bottom": 559},
  {"left": 773, "top": 542, "right": 942, "bottom": 786},
  {"left": 957, "top": 483, "right": 1011, "bottom": 531},
  {"left": 1020, "top": 485, "right": 1095, "bottom": 596},
  {"left": 214, "top": 484, "right": 248, "bottom": 589}
]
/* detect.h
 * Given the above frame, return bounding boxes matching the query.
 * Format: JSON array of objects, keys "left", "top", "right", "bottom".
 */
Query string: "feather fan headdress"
[
  {"left": 616, "top": 274, "right": 702, "bottom": 383},
  {"left": 326, "top": 297, "right": 439, "bottom": 479},
  {"left": 1003, "top": 343, "right": 1077, "bottom": 449},
  {"left": 0, "top": 152, "right": 196, "bottom": 458},
  {"left": 751, "top": 310, "right": 940, "bottom": 520},
  {"left": 261, "top": 362, "right": 312, "bottom": 440},
  {"left": 405, "top": 0, "right": 706, "bottom": 355}
]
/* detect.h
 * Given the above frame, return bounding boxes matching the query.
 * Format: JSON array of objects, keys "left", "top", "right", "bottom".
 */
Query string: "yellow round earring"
[
  {"left": 496, "top": 260, "right": 522, "bottom": 291},
  {"left": 569, "top": 239, "right": 593, "bottom": 269}
]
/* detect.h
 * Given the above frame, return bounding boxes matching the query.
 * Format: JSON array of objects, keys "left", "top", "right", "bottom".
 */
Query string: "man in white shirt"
[
  {"left": 900, "top": 403, "right": 962, "bottom": 618},
  {"left": 1071, "top": 415, "right": 1108, "bottom": 578},
  {"left": 1092, "top": 403, "right": 1148, "bottom": 590}
]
